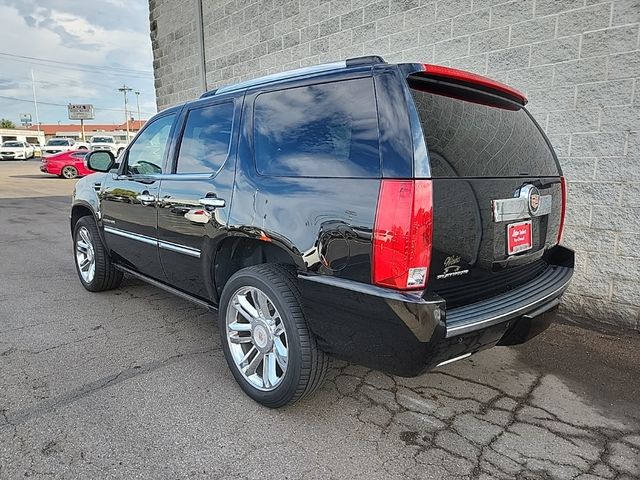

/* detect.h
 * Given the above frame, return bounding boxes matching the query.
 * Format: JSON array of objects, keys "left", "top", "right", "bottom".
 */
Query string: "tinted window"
[
  {"left": 409, "top": 86, "right": 558, "bottom": 178},
  {"left": 254, "top": 78, "right": 379, "bottom": 177},
  {"left": 125, "top": 114, "right": 175, "bottom": 175},
  {"left": 176, "top": 102, "right": 233, "bottom": 174}
]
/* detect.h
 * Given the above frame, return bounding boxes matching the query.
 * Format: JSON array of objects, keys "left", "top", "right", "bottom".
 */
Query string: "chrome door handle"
[
  {"left": 199, "top": 197, "right": 225, "bottom": 208},
  {"left": 136, "top": 194, "right": 156, "bottom": 204}
]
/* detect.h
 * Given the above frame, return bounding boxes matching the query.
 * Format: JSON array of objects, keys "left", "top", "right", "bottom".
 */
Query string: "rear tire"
[
  {"left": 62, "top": 166, "right": 78, "bottom": 179},
  {"left": 218, "top": 264, "right": 328, "bottom": 408},
  {"left": 73, "top": 216, "right": 123, "bottom": 292}
]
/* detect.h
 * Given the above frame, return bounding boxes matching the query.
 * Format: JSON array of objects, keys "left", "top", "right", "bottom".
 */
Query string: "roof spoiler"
[{"left": 410, "top": 64, "right": 527, "bottom": 106}]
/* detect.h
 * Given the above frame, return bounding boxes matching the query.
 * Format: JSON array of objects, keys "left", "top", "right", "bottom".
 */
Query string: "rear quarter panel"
[{"left": 228, "top": 73, "right": 384, "bottom": 283}]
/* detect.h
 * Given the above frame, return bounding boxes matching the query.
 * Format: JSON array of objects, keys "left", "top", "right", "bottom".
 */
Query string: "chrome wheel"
[
  {"left": 225, "top": 286, "right": 289, "bottom": 391},
  {"left": 62, "top": 166, "right": 77, "bottom": 179},
  {"left": 75, "top": 226, "right": 95, "bottom": 283}
]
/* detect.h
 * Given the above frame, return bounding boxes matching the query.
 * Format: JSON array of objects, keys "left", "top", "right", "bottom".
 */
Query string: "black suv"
[{"left": 72, "top": 56, "right": 573, "bottom": 407}]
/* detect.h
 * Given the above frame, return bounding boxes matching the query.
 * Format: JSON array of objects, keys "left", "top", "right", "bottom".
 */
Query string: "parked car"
[
  {"left": 42, "top": 137, "right": 89, "bottom": 157},
  {"left": 30, "top": 144, "right": 43, "bottom": 158},
  {"left": 41, "top": 150, "right": 92, "bottom": 178},
  {"left": 89, "top": 135, "right": 127, "bottom": 156},
  {"left": 0, "top": 141, "right": 35, "bottom": 160},
  {"left": 71, "top": 56, "right": 573, "bottom": 408}
]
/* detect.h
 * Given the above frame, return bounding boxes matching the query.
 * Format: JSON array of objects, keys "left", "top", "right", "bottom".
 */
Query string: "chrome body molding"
[
  {"left": 104, "top": 226, "right": 157, "bottom": 246},
  {"left": 104, "top": 226, "right": 200, "bottom": 258},
  {"left": 158, "top": 240, "right": 201, "bottom": 258}
]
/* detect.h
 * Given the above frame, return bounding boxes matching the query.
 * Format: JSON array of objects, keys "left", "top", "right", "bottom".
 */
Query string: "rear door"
[
  {"left": 406, "top": 74, "right": 563, "bottom": 308},
  {"left": 157, "top": 99, "right": 239, "bottom": 299}
]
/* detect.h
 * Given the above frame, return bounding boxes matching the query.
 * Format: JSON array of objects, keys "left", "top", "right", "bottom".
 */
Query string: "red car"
[{"left": 40, "top": 150, "right": 93, "bottom": 179}]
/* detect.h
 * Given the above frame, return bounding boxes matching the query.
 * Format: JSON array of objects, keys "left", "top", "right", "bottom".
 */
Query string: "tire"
[
  {"left": 61, "top": 166, "right": 78, "bottom": 179},
  {"left": 218, "top": 264, "right": 328, "bottom": 408},
  {"left": 117, "top": 148, "right": 124, "bottom": 156},
  {"left": 73, "top": 216, "right": 123, "bottom": 292},
  {"left": 78, "top": 146, "right": 88, "bottom": 150}
]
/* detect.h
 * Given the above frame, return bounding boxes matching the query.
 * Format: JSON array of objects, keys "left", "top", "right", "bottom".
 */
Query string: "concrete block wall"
[{"left": 149, "top": 0, "right": 640, "bottom": 331}]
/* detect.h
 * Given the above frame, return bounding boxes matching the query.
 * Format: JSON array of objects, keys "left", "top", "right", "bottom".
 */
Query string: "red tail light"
[
  {"left": 372, "top": 180, "right": 433, "bottom": 290},
  {"left": 558, "top": 176, "right": 567, "bottom": 244}
]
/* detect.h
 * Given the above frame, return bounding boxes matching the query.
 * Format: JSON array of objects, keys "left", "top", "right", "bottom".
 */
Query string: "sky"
[{"left": 0, "top": 0, "right": 157, "bottom": 126}]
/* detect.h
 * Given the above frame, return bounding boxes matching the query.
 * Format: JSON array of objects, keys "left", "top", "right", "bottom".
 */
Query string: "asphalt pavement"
[{"left": 1, "top": 160, "right": 639, "bottom": 479}]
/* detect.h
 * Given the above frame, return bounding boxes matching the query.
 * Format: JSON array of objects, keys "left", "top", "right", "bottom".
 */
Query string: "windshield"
[
  {"left": 91, "top": 137, "right": 114, "bottom": 143},
  {"left": 47, "top": 139, "right": 71, "bottom": 146},
  {"left": 2, "top": 142, "right": 22, "bottom": 147}
]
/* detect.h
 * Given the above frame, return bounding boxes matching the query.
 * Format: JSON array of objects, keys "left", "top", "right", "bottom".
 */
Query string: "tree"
[{"left": 0, "top": 118, "right": 16, "bottom": 128}]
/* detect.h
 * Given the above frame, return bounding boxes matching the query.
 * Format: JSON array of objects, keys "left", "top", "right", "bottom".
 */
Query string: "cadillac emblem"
[{"left": 528, "top": 186, "right": 540, "bottom": 214}]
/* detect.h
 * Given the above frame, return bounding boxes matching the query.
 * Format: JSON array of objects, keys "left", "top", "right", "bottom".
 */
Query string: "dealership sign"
[{"left": 68, "top": 104, "right": 95, "bottom": 120}]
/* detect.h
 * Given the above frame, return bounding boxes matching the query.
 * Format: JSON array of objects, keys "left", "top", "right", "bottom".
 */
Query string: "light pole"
[
  {"left": 117, "top": 84, "right": 133, "bottom": 142},
  {"left": 134, "top": 90, "right": 141, "bottom": 126}
]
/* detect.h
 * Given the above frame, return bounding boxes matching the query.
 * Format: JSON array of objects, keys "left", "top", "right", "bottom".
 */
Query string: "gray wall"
[{"left": 149, "top": 0, "right": 640, "bottom": 331}]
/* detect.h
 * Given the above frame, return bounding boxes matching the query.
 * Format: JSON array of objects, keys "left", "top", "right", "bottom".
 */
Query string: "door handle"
[
  {"left": 199, "top": 197, "right": 225, "bottom": 209},
  {"left": 136, "top": 194, "right": 156, "bottom": 204}
]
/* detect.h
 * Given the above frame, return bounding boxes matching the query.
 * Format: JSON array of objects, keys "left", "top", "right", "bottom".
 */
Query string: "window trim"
[
  {"left": 250, "top": 75, "right": 382, "bottom": 179},
  {"left": 170, "top": 99, "right": 236, "bottom": 177}
]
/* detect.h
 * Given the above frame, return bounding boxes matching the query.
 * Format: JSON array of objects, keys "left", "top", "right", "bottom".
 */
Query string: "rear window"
[
  {"left": 253, "top": 77, "right": 379, "bottom": 178},
  {"left": 409, "top": 83, "right": 559, "bottom": 178}
]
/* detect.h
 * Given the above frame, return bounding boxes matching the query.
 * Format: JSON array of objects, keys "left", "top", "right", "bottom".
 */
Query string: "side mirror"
[{"left": 86, "top": 151, "right": 115, "bottom": 172}]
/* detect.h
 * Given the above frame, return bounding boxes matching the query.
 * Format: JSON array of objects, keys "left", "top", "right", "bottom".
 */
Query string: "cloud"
[{"left": 0, "top": 0, "right": 157, "bottom": 124}]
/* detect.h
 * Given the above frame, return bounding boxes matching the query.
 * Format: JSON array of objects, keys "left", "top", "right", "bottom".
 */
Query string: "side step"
[{"left": 114, "top": 264, "right": 217, "bottom": 311}]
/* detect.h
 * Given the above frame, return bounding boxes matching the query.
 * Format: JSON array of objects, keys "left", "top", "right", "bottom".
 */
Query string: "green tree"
[{"left": 0, "top": 118, "right": 16, "bottom": 128}]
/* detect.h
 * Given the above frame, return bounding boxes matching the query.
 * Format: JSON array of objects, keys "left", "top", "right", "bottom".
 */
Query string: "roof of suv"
[
  {"left": 200, "top": 55, "right": 386, "bottom": 98},
  {"left": 198, "top": 55, "right": 527, "bottom": 107}
]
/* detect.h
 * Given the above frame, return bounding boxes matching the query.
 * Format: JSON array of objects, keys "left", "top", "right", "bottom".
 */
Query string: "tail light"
[
  {"left": 557, "top": 176, "right": 567, "bottom": 244},
  {"left": 372, "top": 180, "right": 433, "bottom": 290}
]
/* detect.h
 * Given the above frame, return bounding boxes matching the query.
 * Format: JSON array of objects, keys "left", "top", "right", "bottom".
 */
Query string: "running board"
[{"left": 114, "top": 264, "right": 217, "bottom": 311}]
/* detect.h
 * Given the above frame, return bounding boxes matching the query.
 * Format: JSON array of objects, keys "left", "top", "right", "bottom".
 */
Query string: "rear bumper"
[{"left": 299, "top": 245, "right": 573, "bottom": 377}]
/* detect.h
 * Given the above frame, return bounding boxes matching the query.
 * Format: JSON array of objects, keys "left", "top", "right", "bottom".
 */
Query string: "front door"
[
  {"left": 101, "top": 112, "right": 177, "bottom": 280},
  {"left": 157, "top": 100, "right": 238, "bottom": 299}
]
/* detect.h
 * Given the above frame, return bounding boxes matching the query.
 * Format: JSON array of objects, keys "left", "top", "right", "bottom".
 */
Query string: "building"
[
  {"left": 26, "top": 120, "right": 146, "bottom": 143},
  {"left": 0, "top": 128, "right": 45, "bottom": 146},
  {"left": 148, "top": 0, "right": 640, "bottom": 332}
]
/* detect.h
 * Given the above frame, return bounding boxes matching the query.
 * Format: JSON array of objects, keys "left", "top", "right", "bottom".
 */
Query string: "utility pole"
[
  {"left": 134, "top": 90, "right": 141, "bottom": 125},
  {"left": 117, "top": 84, "right": 133, "bottom": 142},
  {"left": 31, "top": 70, "right": 40, "bottom": 134}
]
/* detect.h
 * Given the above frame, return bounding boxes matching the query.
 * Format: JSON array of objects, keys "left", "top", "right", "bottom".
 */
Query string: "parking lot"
[{"left": 0, "top": 160, "right": 639, "bottom": 479}]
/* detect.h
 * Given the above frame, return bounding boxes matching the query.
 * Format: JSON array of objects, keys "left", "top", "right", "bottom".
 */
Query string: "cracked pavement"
[{"left": 1, "top": 161, "right": 639, "bottom": 479}]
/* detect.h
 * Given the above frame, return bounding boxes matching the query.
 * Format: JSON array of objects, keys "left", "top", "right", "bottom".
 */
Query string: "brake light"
[
  {"left": 421, "top": 64, "right": 527, "bottom": 105},
  {"left": 558, "top": 176, "right": 567, "bottom": 244},
  {"left": 372, "top": 180, "right": 433, "bottom": 290}
]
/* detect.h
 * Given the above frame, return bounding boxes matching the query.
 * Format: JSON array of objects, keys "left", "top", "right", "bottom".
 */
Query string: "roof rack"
[{"left": 199, "top": 56, "right": 386, "bottom": 99}]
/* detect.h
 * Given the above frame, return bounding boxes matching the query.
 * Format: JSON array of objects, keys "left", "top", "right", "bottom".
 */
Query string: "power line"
[
  {"left": 0, "top": 94, "right": 156, "bottom": 117},
  {"left": 0, "top": 52, "right": 154, "bottom": 76},
  {"left": 0, "top": 56, "right": 153, "bottom": 80}
]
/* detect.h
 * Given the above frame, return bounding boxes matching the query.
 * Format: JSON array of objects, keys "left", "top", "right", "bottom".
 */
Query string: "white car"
[
  {"left": 90, "top": 135, "right": 127, "bottom": 156},
  {"left": 41, "top": 138, "right": 90, "bottom": 157},
  {"left": 0, "top": 141, "right": 35, "bottom": 160}
]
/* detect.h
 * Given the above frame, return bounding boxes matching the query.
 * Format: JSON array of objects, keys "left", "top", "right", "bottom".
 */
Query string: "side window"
[
  {"left": 253, "top": 77, "right": 380, "bottom": 178},
  {"left": 125, "top": 113, "right": 175, "bottom": 175},
  {"left": 176, "top": 102, "right": 234, "bottom": 174}
]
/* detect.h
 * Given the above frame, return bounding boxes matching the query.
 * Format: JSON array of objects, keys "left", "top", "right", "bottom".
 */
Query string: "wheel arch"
[
  {"left": 70, "top": 202, "right": 106, "bottom": 246},
  {"left": 212, "top": 235, "right": 305, "bottom": 300}
]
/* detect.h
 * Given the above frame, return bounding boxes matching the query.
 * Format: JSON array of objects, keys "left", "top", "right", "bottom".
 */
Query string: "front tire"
[
  {"left": 218, "top": 264, "right": 328, "bottom": 408},
  {"left": 73, "top": 216, "right": 123, "bottom": 292}
]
